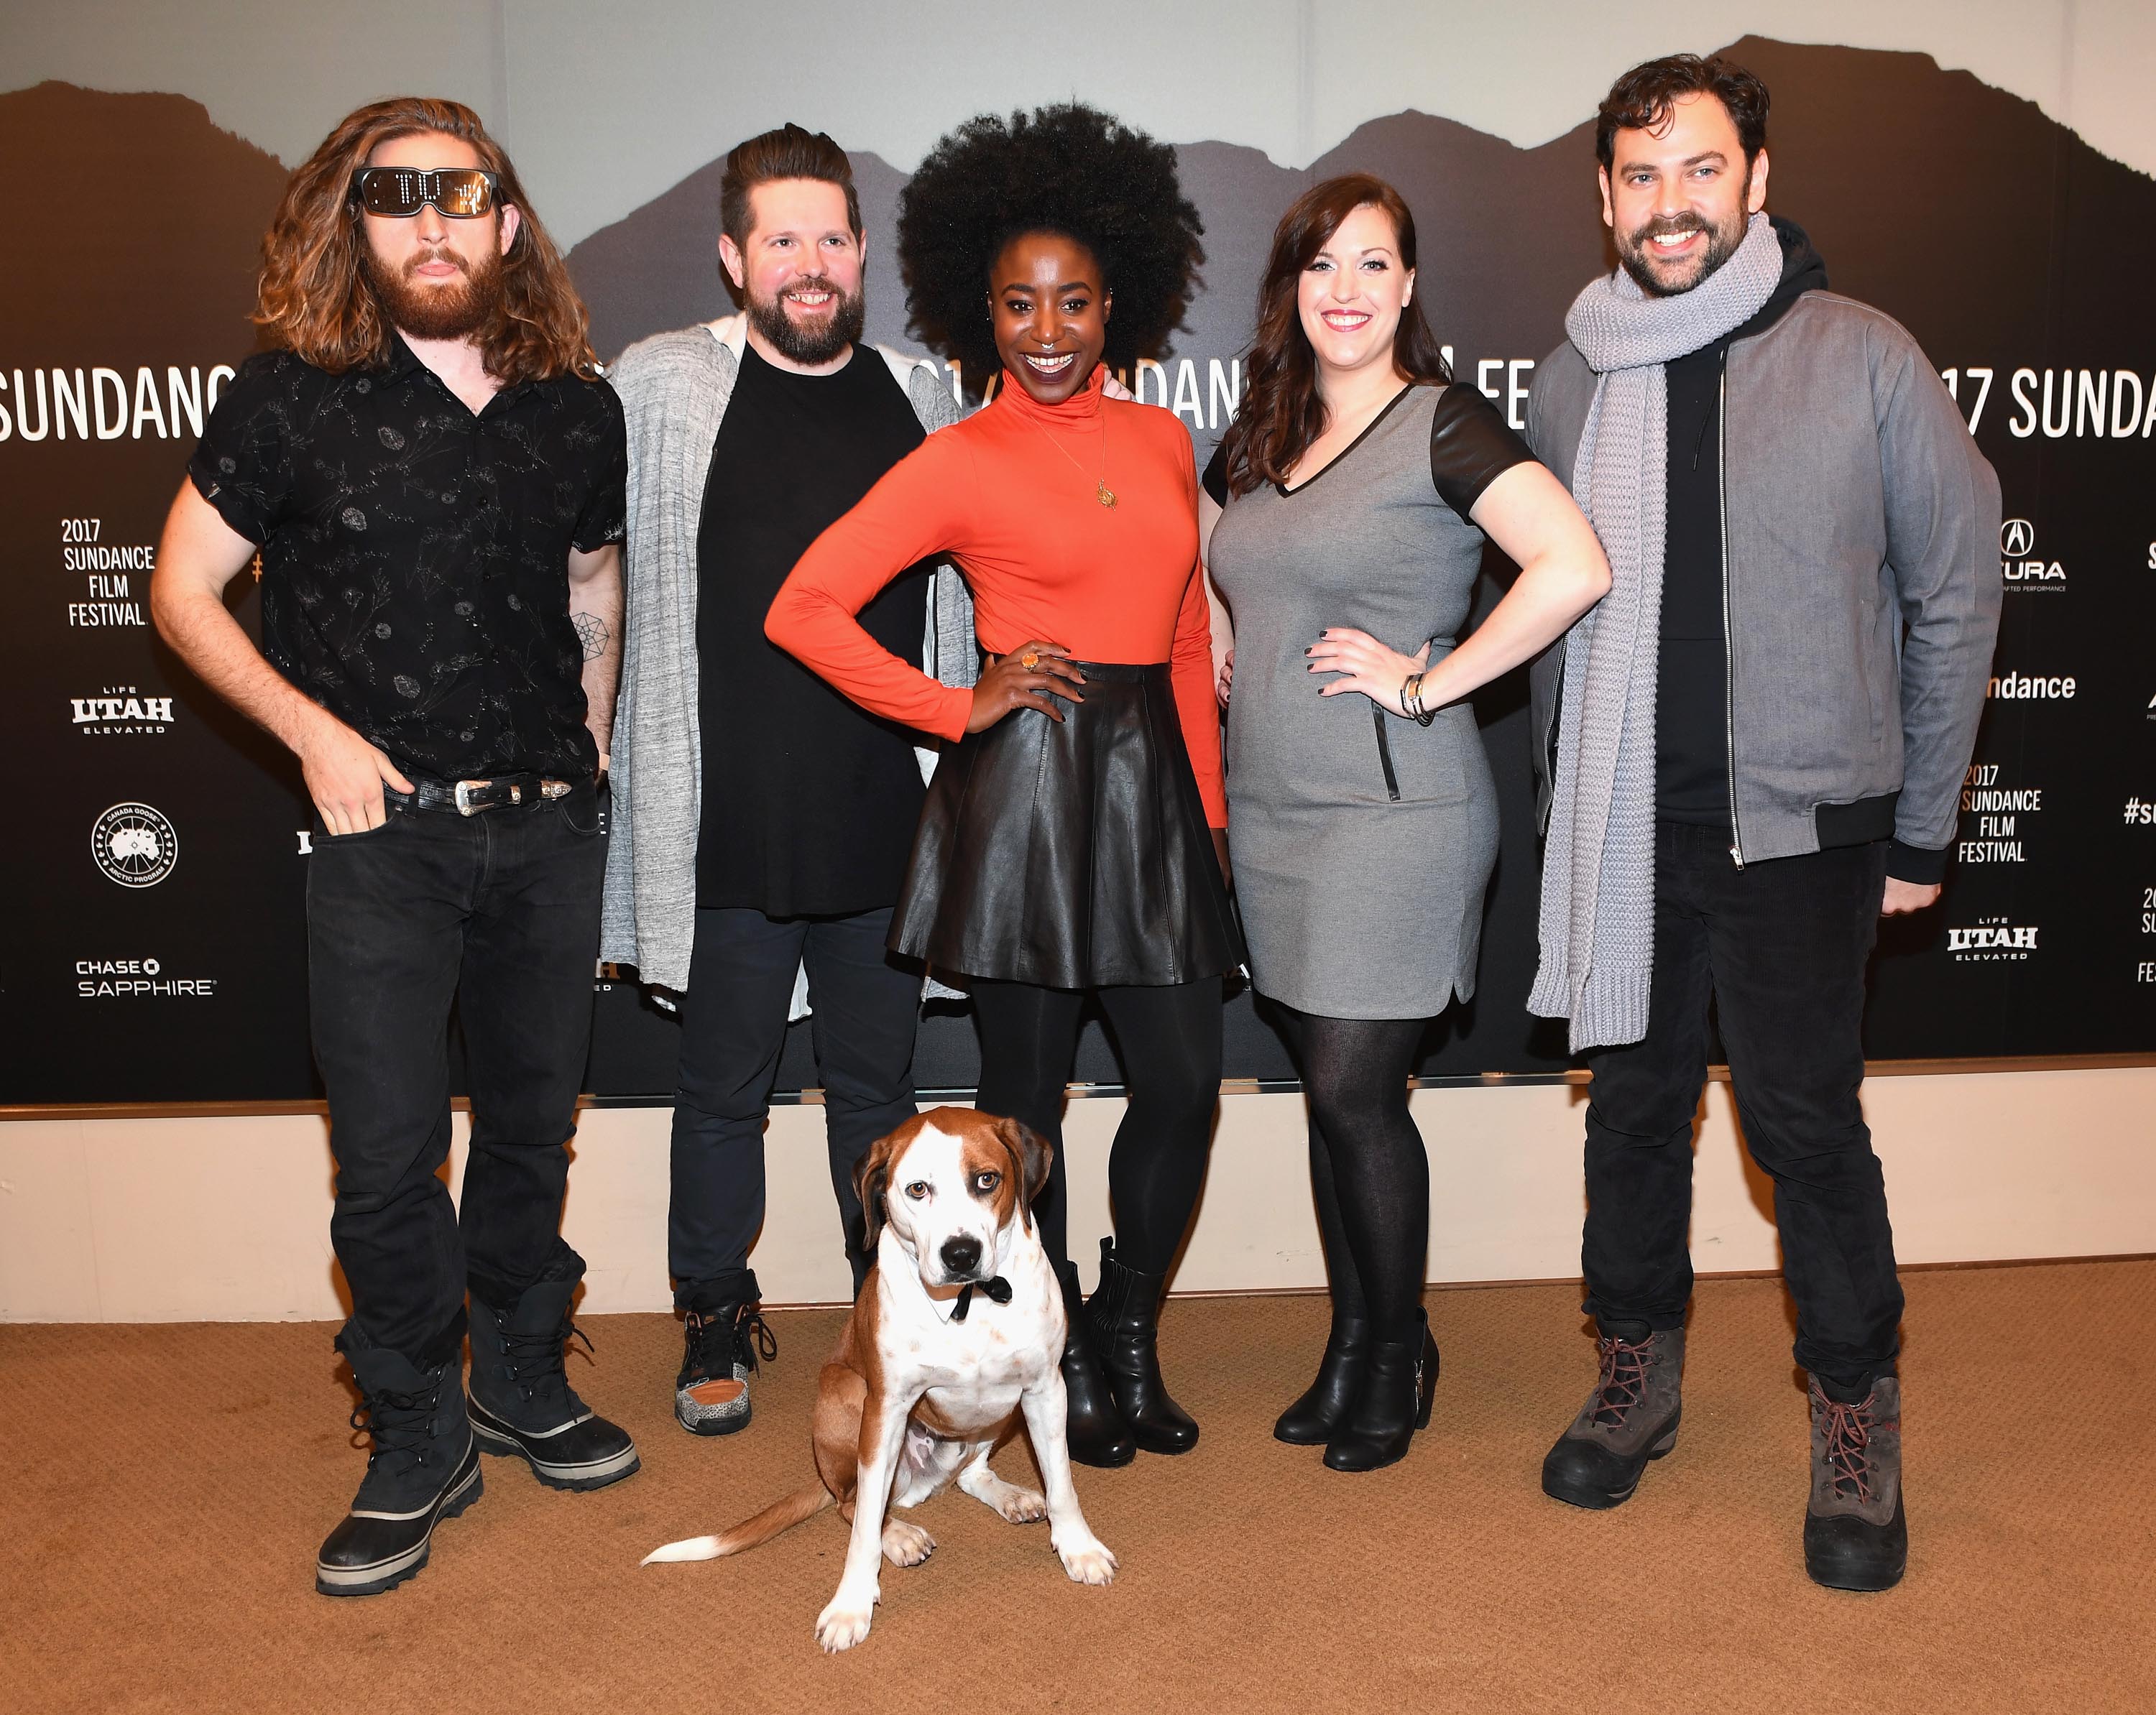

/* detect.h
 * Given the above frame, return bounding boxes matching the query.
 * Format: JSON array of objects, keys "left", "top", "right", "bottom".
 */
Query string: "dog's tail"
[{"left": 642, "top": 1485, "right": 834, "bottom": 1566}]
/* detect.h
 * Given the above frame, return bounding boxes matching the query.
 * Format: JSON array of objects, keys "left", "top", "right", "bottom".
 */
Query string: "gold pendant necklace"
[{"left": 1029, "top": 405, "right": 1116, "bottom": 509}]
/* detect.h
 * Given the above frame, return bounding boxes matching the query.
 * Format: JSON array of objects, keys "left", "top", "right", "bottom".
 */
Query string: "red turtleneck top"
[{"left": 766, "top": 367, "right": 1226, "bottom": 827}]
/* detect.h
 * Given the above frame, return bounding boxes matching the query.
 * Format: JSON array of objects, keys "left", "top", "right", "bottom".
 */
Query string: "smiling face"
[
  {"left": 1600, "top": 91, "right": 1769, "bottom": 297},
  {"left": 359, "top": 130, "right": 518, "bottom": 342},
  {"left": 990, "top": 231, "right": 1110, "bottom": 405},
  {"left": 1296, "top": 200, "right": 1415, "bottom": 383},
  {"left": 720, "top": 176, "right": 866, "bottom": 369}
]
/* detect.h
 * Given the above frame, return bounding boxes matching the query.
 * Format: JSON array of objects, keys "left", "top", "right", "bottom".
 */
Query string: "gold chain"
[{"left": 1027, "top": 409, "right": 1117, "bottom": 509}]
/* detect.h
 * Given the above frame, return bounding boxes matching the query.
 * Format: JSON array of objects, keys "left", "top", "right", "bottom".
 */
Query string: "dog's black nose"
[{"left": 939, "top": 1236, "right": 983, "bottom": 1278}]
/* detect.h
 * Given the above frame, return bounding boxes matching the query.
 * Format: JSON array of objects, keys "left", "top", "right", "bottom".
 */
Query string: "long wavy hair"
[
  {"left": 1220, "top": 175, "right": 1451, "bottom": 497},
  {"left": 254, "top": 97, "right": 599, "bottom": 382}
]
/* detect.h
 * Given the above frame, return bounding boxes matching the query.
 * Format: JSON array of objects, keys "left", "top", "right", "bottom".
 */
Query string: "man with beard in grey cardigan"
[
  {"left": 1524, "top": 57, "right": 1999, "bottom": 1591},
  {"left": 602, "top": 125, "right": 975, "bottom": 1442}
]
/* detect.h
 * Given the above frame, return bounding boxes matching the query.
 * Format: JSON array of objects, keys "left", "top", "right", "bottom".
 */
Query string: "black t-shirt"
[
  {"left": 694, "top": 343, "right": 936, "bottom": 916},
  {"left": 188, "top": 338, "right": 627, "bottom": 782}
]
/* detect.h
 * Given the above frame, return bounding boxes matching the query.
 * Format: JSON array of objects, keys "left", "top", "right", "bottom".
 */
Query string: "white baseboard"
[{"left": 2, "top": 1068, "right": 2151, "bottom": 1322}]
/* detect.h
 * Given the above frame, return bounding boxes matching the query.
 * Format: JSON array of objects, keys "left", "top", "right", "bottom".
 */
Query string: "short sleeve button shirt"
[{"left": 188, "top": 336, "right": 628, "bottom": 783}]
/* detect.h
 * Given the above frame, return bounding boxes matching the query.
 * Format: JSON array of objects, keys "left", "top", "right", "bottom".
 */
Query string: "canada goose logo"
[{"left": 91, "top": 803, "right": 178, "bottom": 888}]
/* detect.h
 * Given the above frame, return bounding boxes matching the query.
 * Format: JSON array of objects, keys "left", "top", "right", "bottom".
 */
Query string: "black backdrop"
[{"left": 4, "top": 36, "right": 2151, "bottom": 1106}]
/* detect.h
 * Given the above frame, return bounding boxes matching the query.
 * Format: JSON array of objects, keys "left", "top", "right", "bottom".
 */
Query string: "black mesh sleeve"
[{"left": 1429, "top": 383, "right": 1537, "bottom": 520}]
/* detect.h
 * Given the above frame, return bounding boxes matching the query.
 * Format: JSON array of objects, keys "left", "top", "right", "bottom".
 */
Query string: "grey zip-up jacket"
[
  {"left": 1526, "top": 289, "right": 2001, "bottom": 875},
  {"left": 601, "top": 315, "right": 977, "bottom": 993}
]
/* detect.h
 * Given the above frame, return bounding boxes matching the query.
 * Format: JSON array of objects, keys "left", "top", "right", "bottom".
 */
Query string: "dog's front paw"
[
  {"left": 1054, "top": 1535, "right": 1118, "bottom": 1586},
  {"left": 814, "top": 1589, "right": 878, "bottom": 1653}
]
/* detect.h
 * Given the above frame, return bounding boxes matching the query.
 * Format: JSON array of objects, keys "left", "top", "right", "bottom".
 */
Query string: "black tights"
[
  {"left": 1274, "top": 1007, "right": 1430, "bottom": 1344},
  {"left": 972, "top": 977, "right": 1222, "bottom": 1276}
]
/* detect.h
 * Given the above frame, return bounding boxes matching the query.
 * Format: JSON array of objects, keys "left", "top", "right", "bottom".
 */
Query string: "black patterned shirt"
[{"left": 188, "top": 336, "right": 627, "bottom": 782}]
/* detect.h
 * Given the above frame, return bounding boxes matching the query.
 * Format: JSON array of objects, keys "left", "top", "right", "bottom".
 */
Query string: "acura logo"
[{"left": 2000, "top": 518, "right": 2035, "bottom": 557}]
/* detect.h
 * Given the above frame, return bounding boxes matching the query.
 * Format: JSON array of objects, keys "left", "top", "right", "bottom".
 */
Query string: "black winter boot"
[
  {"left": 1804, "top": 1375, "right": 1907, "bottom": 1592},
  {"left": 1054, "top": 1259, "right": 1136, "bottom": 1469},
  {"left": 1087, "top": 1238, "right": 1199, "bottom": 1455},
  {"left": 1274, "top": 1313, "right": 1370, "bottom": 1445},
  {"left": 1542, "top": 1326, "right": 1685, "bottom": 1509},
  {"left": 1323, "top": 1310, "right": 1437, "bottom": 1472},
  {"left": 467, "top": 1261, "right": 640, "bottom": 1491},
  {"left": 316, "top": 1340, "right": 482, "bottom": 1596}
]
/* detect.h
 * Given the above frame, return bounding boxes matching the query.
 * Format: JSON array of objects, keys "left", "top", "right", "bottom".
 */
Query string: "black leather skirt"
[{"left": 892, "top": 660, "right": 1242, "bottom": 989}]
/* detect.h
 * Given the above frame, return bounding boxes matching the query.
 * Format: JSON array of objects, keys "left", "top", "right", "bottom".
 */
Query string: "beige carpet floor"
[{"left": 4, "top": 1261, "right": 2150, "bottom": 1714}]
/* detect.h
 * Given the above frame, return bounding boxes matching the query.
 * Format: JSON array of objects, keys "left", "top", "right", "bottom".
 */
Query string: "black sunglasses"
[{"left": 350, "top": 167, "right": 500, "bottom": 219}]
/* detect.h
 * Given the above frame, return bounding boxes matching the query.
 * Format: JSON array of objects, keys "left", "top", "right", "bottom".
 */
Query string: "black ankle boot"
[
  {"left": 1275, "top": 1313, "right": 1370, "bottom": 1445},
  {"left": 1054, "top": 1261, "right": 1136, "bottom": 1468},
  {"left": 467, "top": 1259, "right": 640, "bottom": 1492},
  {"left": 1086, "top": 1238, "right": 1199, "bottom": 1455},
  {"left": 317, "top": 1339, "right": 482, "bottom": 1596},
  {"left": 1323, "top": 1312, "right": 1438, "bottom": 1473}
]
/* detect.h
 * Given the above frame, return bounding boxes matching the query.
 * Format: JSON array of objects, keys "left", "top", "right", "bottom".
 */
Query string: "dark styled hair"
[
  {"left": 896, "top": 103, "right": 1204, "bottom": 382},
  {"left": 255, "top": 97, "right": 597, "bottom": 382},
  {"left": 1220, "top": 175, "right": 1451, "bottom": 499},
  {"left": 719, "top": 122, "right": 862, "bottom": 256},
  {"left": 1595, "top": 54, "right": 1771, "bottom": 170}
]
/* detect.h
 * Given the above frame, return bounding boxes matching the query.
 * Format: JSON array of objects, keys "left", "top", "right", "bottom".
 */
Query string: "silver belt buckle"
[
  {"left": 542, "top": 780, "right": 570, "bottom": 800},
  {"left": 453, "top": 779, "right": 489, "bottom": 816}
]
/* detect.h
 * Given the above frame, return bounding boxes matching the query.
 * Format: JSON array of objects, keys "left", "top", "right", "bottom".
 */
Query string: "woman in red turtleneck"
[{"left": 766, "top": 105, "right": 1235, "bottom": 1471}]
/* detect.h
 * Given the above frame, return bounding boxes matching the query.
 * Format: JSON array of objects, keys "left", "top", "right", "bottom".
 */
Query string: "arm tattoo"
[{"left": 573, "top": 613, "right": 612, "bottom": 662}]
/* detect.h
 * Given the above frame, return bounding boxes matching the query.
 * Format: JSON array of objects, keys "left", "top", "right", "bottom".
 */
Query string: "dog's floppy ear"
[
  {"left": 993, "top": 1116, "right": 1054, "bottom": 1231},
  {"left": 854, "top": 1122, "right": 910, "bottom": 1254}
]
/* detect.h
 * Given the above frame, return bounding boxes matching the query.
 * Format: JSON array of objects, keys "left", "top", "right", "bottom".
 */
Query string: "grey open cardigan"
[{"left": 599, "top": 315, "right": 977, "bottom": 994}]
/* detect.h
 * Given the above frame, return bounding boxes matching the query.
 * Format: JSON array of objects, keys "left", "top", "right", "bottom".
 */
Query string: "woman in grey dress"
[{"left": 1201, "top": 177, "right": 1611, "bottom": 1471}]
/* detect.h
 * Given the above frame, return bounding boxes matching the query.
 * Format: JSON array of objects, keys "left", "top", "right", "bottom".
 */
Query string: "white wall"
[{"left": 4, "top": 1068, "right": 2150, "bottom": 1322}]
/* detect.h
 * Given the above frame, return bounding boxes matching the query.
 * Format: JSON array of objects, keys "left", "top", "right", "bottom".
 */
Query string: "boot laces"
[
  {"left": 350, "top": 1382, "right": 441, "bottom": 1473},
  {"left": 683, "top": 1306, "right": 777, "bottom": 1381},
  {"left": 1820, "top": 1395, "right": 1894, "bottom": 1502},
  {"left": 501, "top": 1314, "right": 592, "bottom": 1406},
  {"left": 1588, "top": 1336, "right": 1654, "bottom": 1430}
]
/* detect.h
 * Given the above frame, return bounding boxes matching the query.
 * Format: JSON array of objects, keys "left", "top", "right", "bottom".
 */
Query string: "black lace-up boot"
[
  {"left": 1054, "top": 1259, "right": 1136, "bottom": 1468},
  {"left": 675, "top": 1298, "right": 778, "bottom": 1437},
  {"left": 1542, "top": 1325, "right": 1685, "bottom": 1509},
  {"left": 467, "top": 1259, "right": 640, "bottom": 1491},
  {"left": 1086, "top": 1238, "right": 1199, "bottom": 1455},
  {"left": 1323, "top": 1310, "right": 1438, "bottom": 1472},
  {"left": 1804, "top": 1375, "right": 1907, "bottom": 1591},
  {"left": 1275, "top": 1314, "right": 1371, "bottom": 1445},
  {"left": 315, "top": 1339, "right": 482, "bottom": 1596}
]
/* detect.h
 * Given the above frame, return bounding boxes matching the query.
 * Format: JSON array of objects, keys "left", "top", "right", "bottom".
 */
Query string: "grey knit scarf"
[{"left": 1529, "top": 213, "right": 1783, "bottom": 1050}]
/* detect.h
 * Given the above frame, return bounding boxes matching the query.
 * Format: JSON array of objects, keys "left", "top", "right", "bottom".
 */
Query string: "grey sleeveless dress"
[{"left": 1203, "top": 382, "right": 1534, "bottom": 1019}]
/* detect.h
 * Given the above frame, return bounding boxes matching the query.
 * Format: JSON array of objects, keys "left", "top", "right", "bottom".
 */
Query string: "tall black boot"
[
  {"left": 1324, "top": 1310, "right": 1438, "bottom": 1473},
  {"left": 468, "top": 1257, "right": 640, "bottom": 1492},
  {"left": 1055, "top": 1260, "right": 1136, "bottom": 1469},
  {"left": 1086, "top": 1237, "right": 1199, "bottom": 1455},
  {"left": 316, "top": 1339, "right": 482, "bottom": 1596},
  {"left": 1274, "top": 1314, "right": 1370, "bottom": 1445}
]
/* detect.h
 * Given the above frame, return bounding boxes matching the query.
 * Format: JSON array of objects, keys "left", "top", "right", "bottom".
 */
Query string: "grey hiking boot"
[
  {"left": 1804, "top": 1375, "right": 1907, "bottom": 1591},
  {"left": 1541, "top": 1326, "right": 1684, "bottom": 1509},
  {"left": 467, "top": 1261, "right": 640, "bottom": 1492},
  {"left": 674, "top": 1300, "right": 777, "bottom": 1437}
]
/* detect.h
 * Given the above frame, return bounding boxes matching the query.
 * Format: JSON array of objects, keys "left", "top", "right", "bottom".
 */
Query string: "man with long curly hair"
[{"left": 151, "top": 98, "right": 639, "bottom": 1598}]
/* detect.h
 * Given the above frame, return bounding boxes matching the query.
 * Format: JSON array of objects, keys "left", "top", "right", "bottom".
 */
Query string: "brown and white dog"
[{"left": 643, "top": 1106, "right": 1118, "bottom": 1652}]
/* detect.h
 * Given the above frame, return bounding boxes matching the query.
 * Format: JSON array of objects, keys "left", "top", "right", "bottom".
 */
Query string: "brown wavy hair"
[
  {"left": 1220, "top": 175, "right": 1451, "bottom": 498},
  {"left": 254, "top": 97, "right": 599, "bottom": 382}
]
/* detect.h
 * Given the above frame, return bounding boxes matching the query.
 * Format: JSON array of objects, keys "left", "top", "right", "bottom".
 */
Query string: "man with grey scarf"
[{"left": 1523, "top": 55, "right": 1999, "bottom": 1591}]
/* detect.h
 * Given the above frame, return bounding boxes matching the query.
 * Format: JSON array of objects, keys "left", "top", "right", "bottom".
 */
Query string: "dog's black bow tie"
[{"left": 949, "top": 1277, "right": 1013, "bottom": 1322}]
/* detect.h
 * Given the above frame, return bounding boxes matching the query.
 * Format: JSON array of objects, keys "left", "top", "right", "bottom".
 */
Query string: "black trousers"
[
  {"left": 668, "top": 905, "right": 920, "bottom": 1309},
  {"left": 308, "top": 784, "right": 607, "bottom": 1369},
  {"left": 1581, "top": 819, "right": 1903, "bottom": 1397}
]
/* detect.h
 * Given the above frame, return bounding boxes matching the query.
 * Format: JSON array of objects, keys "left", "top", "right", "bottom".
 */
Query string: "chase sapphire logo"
[{"left": 91, "top": 802, "right": 178, "bottom": 888}]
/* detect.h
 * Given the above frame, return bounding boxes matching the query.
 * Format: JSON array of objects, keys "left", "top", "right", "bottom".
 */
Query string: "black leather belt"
[{"left": 389, "top": 775, "right": 576, "bottom": 816}]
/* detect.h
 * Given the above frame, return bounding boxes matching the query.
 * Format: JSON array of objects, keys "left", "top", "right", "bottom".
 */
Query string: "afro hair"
[{"left": 897, "top": 103, "right": 1204, "bottom": 385}]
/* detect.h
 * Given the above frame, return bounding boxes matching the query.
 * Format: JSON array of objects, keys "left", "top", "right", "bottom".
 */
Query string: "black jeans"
[
  {"left": 308, "top": 782, "right": 607, "bottom": 1369},
  {"left": 1582, "top": 820, "right": 1903, "bottom": 1398},
  {"left": 668, "top": 906, "right": 920, "bottom": 1308},
  {"left": 972, "top": 977, "right": 1222, "bottom": 1277}
]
